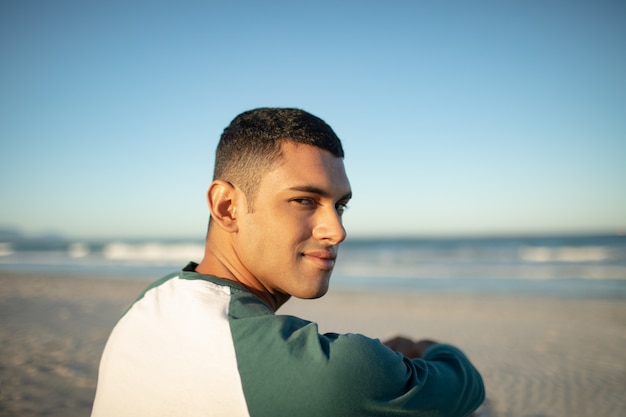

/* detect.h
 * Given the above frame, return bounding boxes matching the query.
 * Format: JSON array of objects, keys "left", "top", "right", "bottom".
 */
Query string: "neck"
[{"left": 195, "top": 238, "right": 290, "bottom": 312}]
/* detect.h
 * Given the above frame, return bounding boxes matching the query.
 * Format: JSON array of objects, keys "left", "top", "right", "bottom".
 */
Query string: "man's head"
[
  {"left": 200, "top": 108, "right": 351, "bottom": 311},
  {"left": 213, "top": 108, "right": 344, "bottom": 208}
]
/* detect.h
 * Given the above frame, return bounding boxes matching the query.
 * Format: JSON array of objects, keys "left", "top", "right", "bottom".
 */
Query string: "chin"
[
  {"left": 308, "top": 290, "right": 328, "bottom": 300},
  {"left": 295, "top": 283, "right": 330, "bottom": 300},
  {"left": 310, "top": 282, "right": 331, "bottom": 299}
]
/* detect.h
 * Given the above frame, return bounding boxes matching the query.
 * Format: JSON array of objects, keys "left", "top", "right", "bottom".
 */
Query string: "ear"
[{"left": 207, "top": 180, "right": 240, "bottom": 232}]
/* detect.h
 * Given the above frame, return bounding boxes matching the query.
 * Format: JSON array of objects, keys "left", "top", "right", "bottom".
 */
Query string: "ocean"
[{"left": 1, "top": 234, "right": 625, "bottom": 298}]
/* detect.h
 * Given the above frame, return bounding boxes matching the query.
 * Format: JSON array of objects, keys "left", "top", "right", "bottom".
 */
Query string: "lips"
[{"left": 302, "top": 249, "right": 337, "bottom": 270}]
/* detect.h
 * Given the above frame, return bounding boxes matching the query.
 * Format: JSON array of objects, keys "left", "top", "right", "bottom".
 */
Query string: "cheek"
[
  {"left": 265, "top": 205, "right": 311, "bottom": 235},
  {"left": 241, "top": 208, "right": 312, "bottom": 255},
  {"left": 240, "top": 213, "right": 289, "bottom": 256}
]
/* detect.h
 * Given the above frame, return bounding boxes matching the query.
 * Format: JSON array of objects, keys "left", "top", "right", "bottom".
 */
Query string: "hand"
[{"left": 383, "top": 336, "right": 438, "bottom": 358}]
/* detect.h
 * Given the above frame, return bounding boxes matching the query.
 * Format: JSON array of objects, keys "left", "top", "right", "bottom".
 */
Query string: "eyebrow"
[{"left": 288, "top": 185, "right": 352, "bottom": 201}]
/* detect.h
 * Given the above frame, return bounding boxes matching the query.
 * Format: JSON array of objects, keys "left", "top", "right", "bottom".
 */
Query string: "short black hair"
[{"left": 213, "top": 108, "right": 344, "bottom": 205}]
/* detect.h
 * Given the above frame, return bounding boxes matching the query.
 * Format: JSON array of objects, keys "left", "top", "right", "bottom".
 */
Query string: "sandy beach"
[{"left": 1, "top": 271, "right": 624, "bottom": 417}]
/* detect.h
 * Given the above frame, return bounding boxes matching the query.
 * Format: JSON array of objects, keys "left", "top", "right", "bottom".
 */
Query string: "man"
[{"left": 91, "top": 108, "right": 484, "bottom": 416}]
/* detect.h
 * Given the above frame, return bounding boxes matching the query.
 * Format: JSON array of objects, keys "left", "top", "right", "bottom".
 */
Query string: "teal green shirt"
[{"left": 92, "top": 267, "right": 484, "bottom": 417}]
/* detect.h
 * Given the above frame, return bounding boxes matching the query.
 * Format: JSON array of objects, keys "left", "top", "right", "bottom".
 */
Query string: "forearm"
[
  {"left": 418, "top": 343, "right": 485, "bottom": 417},
  {"left": 383, "top": 336, "right": 484, "bottom": 416}
]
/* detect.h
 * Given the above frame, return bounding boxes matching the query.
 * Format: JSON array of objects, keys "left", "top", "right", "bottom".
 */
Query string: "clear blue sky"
[{"left": 1, "top": 0, "right": 625, "bottom": 239}]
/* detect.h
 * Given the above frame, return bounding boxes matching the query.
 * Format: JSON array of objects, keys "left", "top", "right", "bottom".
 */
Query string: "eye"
[
  {"left": 292, "top": 198, "right": 316, "bottom": 207},
  {"left": 336, "top": 202, "right": 349, "bottom": 216}
]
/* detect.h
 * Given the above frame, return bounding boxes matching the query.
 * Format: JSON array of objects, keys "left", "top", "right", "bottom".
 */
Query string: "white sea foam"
[
  {"left": 0, "top": 243, "right": 14, "bottom": 257},
  {"left": 519, "top": 246, "right": 613, "bottom": 263},
  {"left": 102, "top": 242, "right": 204, "bottom": 262},
  {"left": 68, "top": 242, "right": 90, "bottom": 258}
]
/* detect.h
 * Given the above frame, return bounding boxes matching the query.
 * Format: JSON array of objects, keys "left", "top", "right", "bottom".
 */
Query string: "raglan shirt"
[{"left": 91, "top": 264, "right": 484, "bottom": 417}]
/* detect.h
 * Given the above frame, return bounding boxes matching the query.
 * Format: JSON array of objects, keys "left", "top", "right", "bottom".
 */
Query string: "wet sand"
[{"left": 1, "top": 272, "right": 625, "bottom": 417}]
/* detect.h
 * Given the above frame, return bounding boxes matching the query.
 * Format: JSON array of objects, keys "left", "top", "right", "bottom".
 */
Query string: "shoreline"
[
  {"left": 1, "top": 272, "right": 625, "bottom": 417},
  {"left": 2, "top": 265, "right": 625, "bottom": 300}
]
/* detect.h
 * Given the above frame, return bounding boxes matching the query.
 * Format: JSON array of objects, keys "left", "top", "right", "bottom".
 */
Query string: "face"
[{"left": 232, "top": 142, "right": 351, "bottom": 302}]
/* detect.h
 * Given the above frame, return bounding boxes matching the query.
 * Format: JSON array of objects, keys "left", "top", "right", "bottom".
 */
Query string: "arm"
[
  {"left": 383, "top": 335, "right": 484, "bottom": 417},
  {"left": 232, "top": 312, "right": 485, "bottom": 417}
]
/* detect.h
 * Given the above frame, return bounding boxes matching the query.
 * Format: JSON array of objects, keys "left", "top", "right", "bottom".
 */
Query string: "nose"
[{"left": 312, "top": 207, "right": 347, "bottom": 245}]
